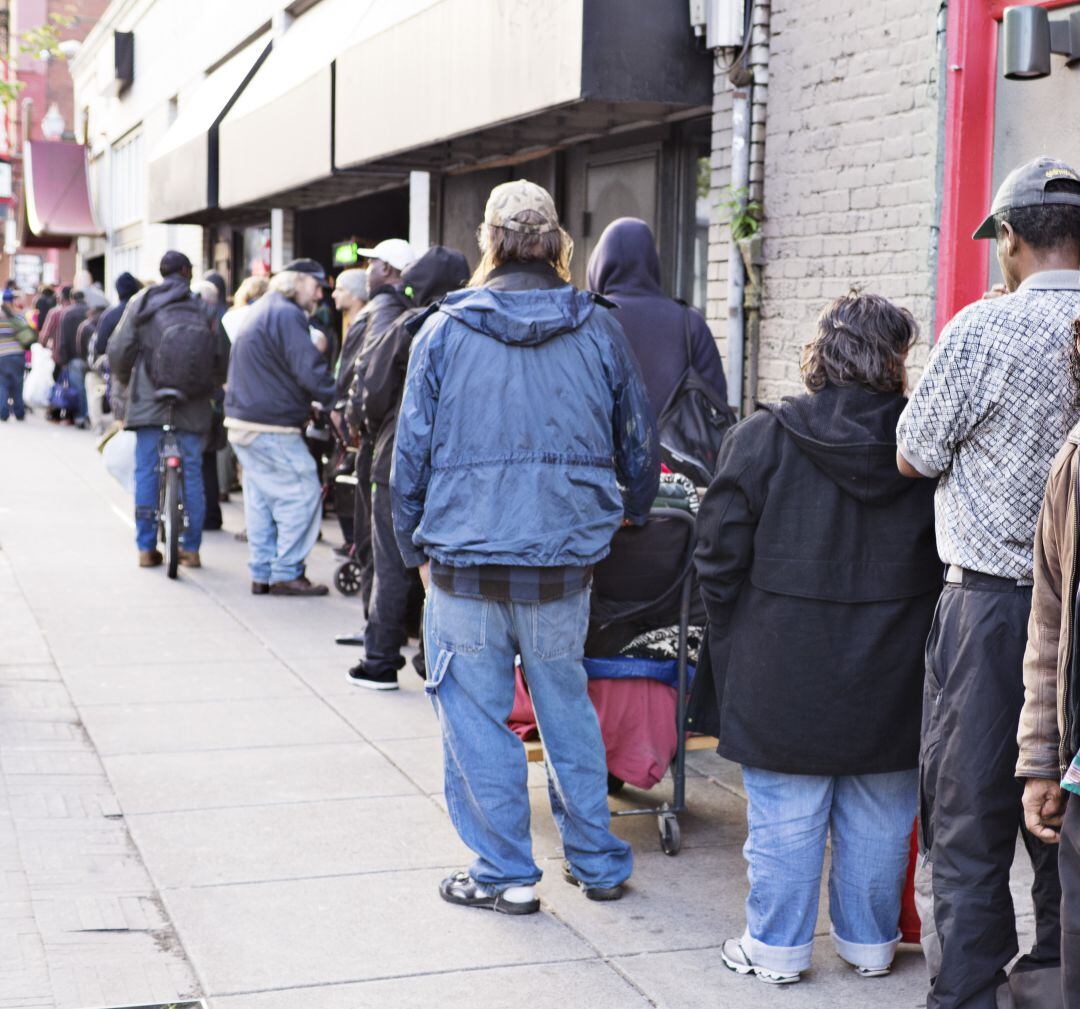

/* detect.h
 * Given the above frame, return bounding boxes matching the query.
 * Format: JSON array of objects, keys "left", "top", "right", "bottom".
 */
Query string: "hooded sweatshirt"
[
  {"left": 391, "top": 262, "right": 659, "bottom": 570},
  {"left": 586, "top": 217, "right": 728, "bottom": 419},
  {"left": 686, "top": 384, "right": 941, "bottom": 775},
  {"left": 358, "top": 246, "right": 470, "bottom": 483},
  {"left": 92, "top": 272, "right": 141, "bottom": 360}
]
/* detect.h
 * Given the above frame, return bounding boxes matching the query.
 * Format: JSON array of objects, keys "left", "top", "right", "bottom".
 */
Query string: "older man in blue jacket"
[{"left": 392, "top": 180, "right": 659, "bottom": 915}]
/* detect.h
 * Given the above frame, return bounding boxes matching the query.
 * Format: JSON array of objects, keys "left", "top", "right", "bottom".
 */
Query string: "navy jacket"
[
  {"left": 391, "top": 264, "right": 660, "bottom": 570},
  {"left": 586, "top": 217, "right": 728, "bottom": 419},
  {"left": 225, "top": 290, "right": 336, "bottom": 427}
]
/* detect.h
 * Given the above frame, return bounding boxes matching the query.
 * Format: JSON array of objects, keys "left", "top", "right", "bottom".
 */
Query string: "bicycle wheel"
[{"left": 162, "top": 466, "right": 181, "bottom": 579}]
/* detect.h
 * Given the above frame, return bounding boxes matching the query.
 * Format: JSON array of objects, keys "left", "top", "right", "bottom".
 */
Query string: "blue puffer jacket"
[{"left": 391, "top": 276, "right": 660, "bottom": 569}]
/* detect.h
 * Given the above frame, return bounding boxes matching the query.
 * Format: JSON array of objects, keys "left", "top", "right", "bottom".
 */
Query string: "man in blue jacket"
[
  {"left": 392, "top": 180, "right": 659, "bottom": 914},
  {"left": 225, "top": 259, "right": 336, "bottom": 596}
]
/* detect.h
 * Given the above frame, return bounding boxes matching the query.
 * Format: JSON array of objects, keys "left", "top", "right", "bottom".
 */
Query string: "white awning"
[{"left": 147, "top": 32, "right": 270, "bottom": 223}]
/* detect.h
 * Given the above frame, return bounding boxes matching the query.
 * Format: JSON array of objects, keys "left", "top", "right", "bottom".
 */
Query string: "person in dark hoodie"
[
  {"left": 90, "top": 272, "right": 142, "bottom": 424},
  {"left": 109, "top": 251, "right": 230, "bottom": 568},
  {"left": 687, "top": 292, "right": 939, "bottom": 985},
  {"left": 339, "top": 245, "right": 470, "bottom": 688},
  {"left": 586, "top": 217, "right": 728, "bottom": 419},
  {"left": 393, "top": 180, "right": 658, "bottom": 913}
]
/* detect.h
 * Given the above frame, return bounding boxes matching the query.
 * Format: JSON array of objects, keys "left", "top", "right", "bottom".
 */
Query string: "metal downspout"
[{"left": 728, "top": 86, "right": 751, "bottom": 417}]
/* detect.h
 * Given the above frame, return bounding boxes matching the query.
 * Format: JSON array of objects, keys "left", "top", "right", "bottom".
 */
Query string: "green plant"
[
  {"left": 720, "top": 185, "right": 763, "bottom": 241},
  {"left": 0, "top": 12, "right": 76, "bottom": 108}
]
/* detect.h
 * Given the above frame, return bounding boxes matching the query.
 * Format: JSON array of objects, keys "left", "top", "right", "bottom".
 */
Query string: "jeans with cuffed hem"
[
  {"left": 134, "top": 427, "right": 205, "bottom": 552},
  {"left": 741, "top": 765, "right": 916, "bottom": 974},
  {"left": 0, "top": 353, "right": 25, "bottom": 419},
  {"left": 232, "top": 432, "right": 322, "bottom": 585},
  {"left": 424, "top": 581, "right": 631, "bottom": 892}
]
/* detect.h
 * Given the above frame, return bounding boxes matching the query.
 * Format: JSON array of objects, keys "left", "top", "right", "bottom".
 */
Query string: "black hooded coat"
[
  {"left": 357, "top": 246, "right": 470, "bottom": 483},
  {"left": 685, "top": 384, "right": 941, "bottom": 775},
  {"left": 586, "top": 217, "right": 728, "bottom": 420}
]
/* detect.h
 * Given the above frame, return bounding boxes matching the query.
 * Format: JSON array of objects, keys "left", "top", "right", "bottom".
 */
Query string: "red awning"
[{"left": 18, "top": 141, "right": 102, "bottom": 248}]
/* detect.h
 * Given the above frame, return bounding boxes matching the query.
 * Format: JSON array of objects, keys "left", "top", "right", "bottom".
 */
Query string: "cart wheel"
[
  {"left": 334, "top": 560, "right": 362, "bottom": 596},
  {"left": 658, "top": 812, "right": 681, "bottom": 856},
  {"left": 606, "top": 773, "right": 625, "bottom": 796}
]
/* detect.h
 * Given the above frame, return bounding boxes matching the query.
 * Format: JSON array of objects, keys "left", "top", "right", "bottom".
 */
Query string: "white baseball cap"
[{"left": 357, "top": 238, "right": 417, "bottom": 273}]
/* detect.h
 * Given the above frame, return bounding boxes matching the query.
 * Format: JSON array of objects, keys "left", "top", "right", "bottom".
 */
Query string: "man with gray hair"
[{"left": 225, "top": 258, "right": 336, "bottom": 596}]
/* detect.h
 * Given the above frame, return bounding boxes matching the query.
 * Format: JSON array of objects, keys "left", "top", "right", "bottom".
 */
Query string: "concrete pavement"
[{"left": 0, "top": 413, "right": 1033, "bottom": 1008}]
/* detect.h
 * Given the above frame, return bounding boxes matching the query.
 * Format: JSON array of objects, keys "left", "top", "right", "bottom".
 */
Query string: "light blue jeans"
[
  {"left": 231, "top": 432, "right": 322, "bottom": 584},
  {"left": 425, "top": 582, "right": 632, "bottom": 892},
  {"left": 740, "top": 766, "right": 917, "bottom": 973}
]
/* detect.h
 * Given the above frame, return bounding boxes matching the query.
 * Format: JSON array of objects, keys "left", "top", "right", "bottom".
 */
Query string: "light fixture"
[
  {"left": 40, "top": 103, "right": 65, "bottom": 140},
  {"left": 1003, "top": 6, "right": 1080, "bottom": 80}
]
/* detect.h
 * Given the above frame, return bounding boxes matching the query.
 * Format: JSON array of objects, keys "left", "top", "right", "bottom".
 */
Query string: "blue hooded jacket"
[{"left": 391, "top": 272, "right": 659, "bottom": 569}]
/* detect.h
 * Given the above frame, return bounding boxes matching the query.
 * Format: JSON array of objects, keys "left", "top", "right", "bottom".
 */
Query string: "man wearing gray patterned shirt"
[{"left": 898, "top": 157, "right": 1080, "bottom": 1009}]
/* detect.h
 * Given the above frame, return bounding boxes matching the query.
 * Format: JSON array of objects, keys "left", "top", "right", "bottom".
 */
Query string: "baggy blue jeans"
[
  {"left": 231, "top": 432, "right": 322, "bottom": 584},
  {"left": 740, "top": 766, "right": 917, "bottom": 973},
  {"left": 134, "top": 427, "right": 205, "bottom": 552},
  {"left": 0, "top": 353, "right": 25, "bottom": 419},
  {"left": 424, "top": 582, "right": 632, "bottom": 892},
  {"left": 67, "top": 358, "right": 89, "bottom": 422}
]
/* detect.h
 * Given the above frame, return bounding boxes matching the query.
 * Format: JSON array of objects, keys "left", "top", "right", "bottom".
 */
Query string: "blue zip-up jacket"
[
  {"left": 390, "top": 271, "right": 659, "bottom": 569},
  {"left": 225, "top": 290, "right": 335, "bottom": 427}
]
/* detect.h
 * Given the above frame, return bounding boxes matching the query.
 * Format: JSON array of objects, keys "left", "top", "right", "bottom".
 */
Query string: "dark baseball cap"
[
  {"left": 282, "top": 258, "right": 327, "bottom": 284},
  {"left": 973, "top": 156, "right": 1080, "bottom": 239},
  {"left": 159, "top": 250, "right": 193, "bottom": 276}
]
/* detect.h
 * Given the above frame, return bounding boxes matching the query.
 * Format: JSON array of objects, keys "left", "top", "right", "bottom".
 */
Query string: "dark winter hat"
[
  {"left": 115, "top": 271, "right": 141, "bottom": 300},
  {"left": 973, "top": 156, "right": 1080, "bottom": 239},
  {"left": 2, "top": 289, "right": 14, "bottom": 303},
  {"left": 159, "top": 250, "right": 193, "bottom": 277},
  {"left": 282, "top": 258, "right": 327, "bottom": 284}
]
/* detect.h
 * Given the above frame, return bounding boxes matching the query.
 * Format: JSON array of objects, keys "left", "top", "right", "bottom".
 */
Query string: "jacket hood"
[
  {"left": 437, "top": 284, "right": 596, "bottom": 346},
  {"left": 402, "top": 246, "right": 470, "bottom": 306},
  {"left": 115, "top": 272, "right": 141, "bottom": 301},
  {"left": 586, "top": 217, "right": 663, "bottom": 297},
  {"left": 135, "top": 274, "right": 191, "bottom": 322},
  {"left": 760, "top": 384, "right": 914, "bottom": 505}
]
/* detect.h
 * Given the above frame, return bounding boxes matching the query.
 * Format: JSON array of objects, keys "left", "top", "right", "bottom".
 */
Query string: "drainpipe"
[{"left": 727, "top": 86, "right": 751, "bottom": 417}]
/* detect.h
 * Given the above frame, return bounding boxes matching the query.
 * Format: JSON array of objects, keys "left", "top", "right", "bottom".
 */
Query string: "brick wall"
[{"left": 708, "top": 0, "right": 942, "bottom": 405}]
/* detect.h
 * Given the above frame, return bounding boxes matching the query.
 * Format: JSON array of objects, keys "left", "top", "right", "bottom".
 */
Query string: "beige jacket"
[{"left": 1018, "top": 424, "right": 1080, "bottom": 780}]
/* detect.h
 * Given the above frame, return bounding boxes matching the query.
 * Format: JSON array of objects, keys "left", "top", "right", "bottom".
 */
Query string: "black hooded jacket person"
[
  {"left": 586, "top": 217, "right": 728, "bottom": 419},
  {"left": 92, "top": 273, "right": 142, "bottom": 361},
  {"left": 686, "top": 384, "right": 940, "bottom": 774}
]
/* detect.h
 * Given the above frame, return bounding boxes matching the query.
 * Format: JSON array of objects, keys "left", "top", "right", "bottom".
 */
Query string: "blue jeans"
[
  {"left": 0, "top": 353, "right": 25, "bottom": 419},
  {"left": 67, "top": 358, "right": 88, "bottom": 421},
  {"left": 741, "top": 766, "right": 917, "bottom": 973},
  {"left": 134, "top": 427, "right": 205, "bottom": 552},
  {"left": 231, "top": 432, "right": 322, "bottom": 584},
  {"left": 424, "top": 582, "right": 632, "bottom": 892}
]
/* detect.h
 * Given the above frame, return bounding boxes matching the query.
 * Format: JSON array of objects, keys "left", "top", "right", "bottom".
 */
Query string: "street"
[{"left": 0, "top": 413, "right": 1032, "bottom": 1008}]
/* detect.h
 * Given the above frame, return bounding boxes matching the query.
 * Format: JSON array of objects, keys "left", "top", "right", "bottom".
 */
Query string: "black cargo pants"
[{"left": 920, "top": 572, "right": 1061, "bottom": 1009}]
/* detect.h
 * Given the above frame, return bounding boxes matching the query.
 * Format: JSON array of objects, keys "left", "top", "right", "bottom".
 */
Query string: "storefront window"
[{"left": 243, "top": 225, "right": 271, "bottom": 278}]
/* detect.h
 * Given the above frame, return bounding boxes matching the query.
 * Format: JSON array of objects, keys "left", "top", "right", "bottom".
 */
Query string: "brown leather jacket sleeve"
[{"left": 1017, "top": 444, "right": 1074, "bottom": 780}]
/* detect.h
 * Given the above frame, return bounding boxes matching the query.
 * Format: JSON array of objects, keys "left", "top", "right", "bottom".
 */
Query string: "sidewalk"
[{"left": 0, "top": 414, "right": 1018, "bottom": 1008}]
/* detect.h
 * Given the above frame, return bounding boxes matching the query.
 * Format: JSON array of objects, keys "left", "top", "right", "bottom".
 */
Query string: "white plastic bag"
[
  {"left": 102, "top": 428, "right": 136, "bottom": 493},
  {"left": 22, "top": 343, "right": 54, "bottom": 408}
]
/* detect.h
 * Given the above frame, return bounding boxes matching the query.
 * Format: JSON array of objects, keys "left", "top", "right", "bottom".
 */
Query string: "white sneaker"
[{"left": 721, "top": 938, "right": 801, "bottom": 985}]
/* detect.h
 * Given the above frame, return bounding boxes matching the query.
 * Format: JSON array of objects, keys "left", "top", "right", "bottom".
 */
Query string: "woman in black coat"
[{"left": 688, "top": 292, "right": 939, "bottom": 986}]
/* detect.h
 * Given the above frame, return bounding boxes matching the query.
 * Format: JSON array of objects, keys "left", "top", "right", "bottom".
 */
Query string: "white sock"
[{"left": 499, "top": 885, "right": 536, "bottom": 903}]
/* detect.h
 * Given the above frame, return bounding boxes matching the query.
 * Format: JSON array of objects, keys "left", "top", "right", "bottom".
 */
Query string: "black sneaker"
[
  {"left": 335, "top": 632, "right": 366, "bottom": 646},
  {"left": 346, "top": 662, "right": 399, "bottom": 691},
  {"left": 439, "top": 871, "right": 539, "bottom": 915},
  {"left": 562, "top": 861, "right": 625, "bottom": 901}
]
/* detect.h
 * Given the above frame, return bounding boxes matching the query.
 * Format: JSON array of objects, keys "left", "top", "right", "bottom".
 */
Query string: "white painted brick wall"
[{"left": 708, "top": 0, "right": 941, "bottom": 404}]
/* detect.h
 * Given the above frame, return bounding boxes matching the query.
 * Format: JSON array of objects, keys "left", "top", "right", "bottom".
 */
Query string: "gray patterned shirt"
[{"left": 897, "top": 271, "right": 1080, "bottom": 580}]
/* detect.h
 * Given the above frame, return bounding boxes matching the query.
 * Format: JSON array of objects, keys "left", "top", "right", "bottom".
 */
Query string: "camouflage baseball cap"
[
  {"left": 973, "top": 156, "right": 1080, "bottom": 239},
  {"left": 484, "top": 179, "right": 559, "bottom": 235}
]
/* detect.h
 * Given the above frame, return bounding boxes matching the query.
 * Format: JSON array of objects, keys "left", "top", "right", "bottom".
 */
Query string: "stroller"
[{"left": 517, "top": 476, "right": 706, "bottom": 854}]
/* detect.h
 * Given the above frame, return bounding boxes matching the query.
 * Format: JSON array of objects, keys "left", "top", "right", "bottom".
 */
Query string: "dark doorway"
[{"left": 295, "top": 186, "right": 410, "bottom": 276}]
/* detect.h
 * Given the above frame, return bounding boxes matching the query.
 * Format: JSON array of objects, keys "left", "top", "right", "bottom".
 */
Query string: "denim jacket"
[{"left": 390, "top": 271, "right": 659, "bottom": 569}]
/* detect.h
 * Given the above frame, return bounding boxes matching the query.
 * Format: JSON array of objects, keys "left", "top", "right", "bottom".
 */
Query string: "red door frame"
[{"left": 938, "top": 0, "right": 1077, "bottom": 336}]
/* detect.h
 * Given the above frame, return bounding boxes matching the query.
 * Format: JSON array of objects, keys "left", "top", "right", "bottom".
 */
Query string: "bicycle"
[{"left": 154, "top": 387, "right": 188, "bottom": 579}]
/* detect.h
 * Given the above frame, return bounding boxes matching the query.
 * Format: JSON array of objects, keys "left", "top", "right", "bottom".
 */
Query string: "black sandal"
[{"left": 438, "top": 871, "right": 539, "bottom": 915}]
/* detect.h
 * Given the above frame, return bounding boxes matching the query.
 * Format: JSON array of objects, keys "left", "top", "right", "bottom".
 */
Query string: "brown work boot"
[
  {"left": 269, "top": 576, "right": 329, "bottom": 597},
  {"left": 138, "top": 549, "right": 163, "bottom": 568},
  {"left": 178, "top": 550, "right": 201, "bottom": 568},
  {"left": 251, "top": 581, "right": 270, "bottom": 595}
]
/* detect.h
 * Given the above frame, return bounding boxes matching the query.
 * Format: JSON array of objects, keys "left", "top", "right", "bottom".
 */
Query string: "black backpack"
[
  {"left": 142, "top": 295, "right": 217, "bottom": 399},
  {"left": 655, "top": 308, "right": 736, "bottom": 486}
]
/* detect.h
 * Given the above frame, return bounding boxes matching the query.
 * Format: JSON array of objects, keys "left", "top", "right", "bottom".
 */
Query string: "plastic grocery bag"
[
  {"left": 102, "top": 428, "right": 136, "bottom": 493},
  {"left": 22, "top": 343, "right": 54, "bottom": 408}
]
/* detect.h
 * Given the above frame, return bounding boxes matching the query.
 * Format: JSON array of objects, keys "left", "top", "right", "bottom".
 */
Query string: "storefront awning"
[
  {"left": 147, "top": 33, "right": 271, "bottom": 224},
  {"left": 18, "top": 141, "right": 102, "bottom": 249}
]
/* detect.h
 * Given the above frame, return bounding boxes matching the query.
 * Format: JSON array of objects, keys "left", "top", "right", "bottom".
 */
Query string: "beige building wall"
[{"left": 709, "top": 0, "right": 942, "bottom": 406}]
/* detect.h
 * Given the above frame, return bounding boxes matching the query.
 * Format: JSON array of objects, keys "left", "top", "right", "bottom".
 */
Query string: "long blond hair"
[
  {"left": 469, "top": 217, "right": 574, "bottom": 286},
  {"left": 234, "top": 275, "right": 269, "bottom": 308}
]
